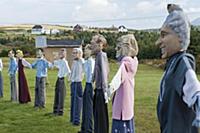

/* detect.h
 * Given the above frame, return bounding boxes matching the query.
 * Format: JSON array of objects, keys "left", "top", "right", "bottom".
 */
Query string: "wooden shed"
[
  {"left": 35, "top": 37, "right": 83, "bottom": 67},
  {"left": 45, "top": 39, "right": 83, "bottom": 66}
]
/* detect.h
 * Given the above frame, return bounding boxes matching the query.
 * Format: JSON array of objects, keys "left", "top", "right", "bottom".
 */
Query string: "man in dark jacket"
[{"left": 156, "top": 4, "right": 200, "bottom": 133}]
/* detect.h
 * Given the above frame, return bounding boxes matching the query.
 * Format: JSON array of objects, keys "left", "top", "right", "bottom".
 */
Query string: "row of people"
[
  {"left": 58, "top": 33, "right": 138, "bottom": 133},
  {"left": 1, "top": 50, "right": 31, "bottom": 103},
  {"left": 0, "top": 32, "right": 137, "bottom": 133},
  {"left": 1, "top": 4, "right": 200, "bottom": 133}
]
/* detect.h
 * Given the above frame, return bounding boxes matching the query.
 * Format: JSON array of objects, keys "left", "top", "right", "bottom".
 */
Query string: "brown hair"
[{"left": 93, "top": 34, "right": 107, "bottom": 48}]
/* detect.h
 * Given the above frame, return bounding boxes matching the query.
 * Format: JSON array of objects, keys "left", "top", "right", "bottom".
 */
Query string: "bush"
[
  {"left": 0, "top": 27, "right": 199, "bottom": 62},
  {"left": 0, "top": 49, "right": 9, "bottom": 57}
]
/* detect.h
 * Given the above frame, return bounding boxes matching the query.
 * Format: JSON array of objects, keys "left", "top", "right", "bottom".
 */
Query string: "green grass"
[{"left": 0, "top": 58, "right": 199, "bottom": 133}]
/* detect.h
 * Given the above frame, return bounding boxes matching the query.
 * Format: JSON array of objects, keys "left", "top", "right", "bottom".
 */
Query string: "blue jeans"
[
  {"left": 0, "top": 71, "right": 3, "bottom": 97},
  {"left": 70, "top": 82, "right": 83, "bottom": 125},
  {"left": 112, "top": 118, "right": 135, "bottom": 133}
]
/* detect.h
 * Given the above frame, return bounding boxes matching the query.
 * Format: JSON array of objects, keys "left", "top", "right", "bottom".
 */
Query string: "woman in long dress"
[{"left": 16, "top": 50, "right": 31, "bottom": 103}]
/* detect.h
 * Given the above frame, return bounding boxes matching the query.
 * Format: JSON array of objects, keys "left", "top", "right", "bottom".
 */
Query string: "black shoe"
[
  {"left": 39, "top": 105, "right": 45, "bottom": 109},
  {"left": 44, "top": 112, "right": 57, "bottom": 116},
  {"left": 58, "top": 113, "right": 63, "bottom": 116},
  {"left": 73, "top": 123, "right": 80, "bottom": 126}
]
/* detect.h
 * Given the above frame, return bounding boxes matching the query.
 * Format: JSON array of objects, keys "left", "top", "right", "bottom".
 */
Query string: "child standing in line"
[
  {"left": 52, "top": 48, "right": 71, "bottom": 116},
  {"left": 8, "top": 50, "right": 18, "bottom": 101},
  {"left": 90, "top": 34, "right": 109, "bottom": 133},
  {"left": 32, "top": 48, "right": 52, "bottom": 108},
  {"left": 16, "top": 50, "right": 32, "bottom": 103},
  {"left": 70, "top": 48, "right": 84, "bottom": 125},
  {"left": 0, "top": 58, "right": 3, "bottom": 98},
  {"left": 79, "top": 44, "right": 95, "bottom": 133}
]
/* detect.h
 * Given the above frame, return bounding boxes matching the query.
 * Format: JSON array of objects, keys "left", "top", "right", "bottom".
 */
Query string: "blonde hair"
[
  {"left": 16, "top": 50, "right": 24, "bottom": 57},
  {"left": 117, "top": 34, "right": 139, "bottom": 57}
]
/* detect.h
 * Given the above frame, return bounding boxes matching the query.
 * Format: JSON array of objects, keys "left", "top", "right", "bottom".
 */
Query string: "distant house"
[
  {"left": 73, "top": 24, "right": 89, "bottom": 32},
  {"left": 73, "top": 24, "right": 83, "bottom": 32},
  {"left": 32, "top": 25, "right": 43, "bottom": 34},
  {"left": 51, "top": 29, "right": 60, "bottom": 34},
  {"left": 118, "top": 25, "right": 128, "bottom": 33},
  {"left": 35, "top": 37, "right": 83, "bottom": 66},
  {"left": 42, "top": 29, "right": 51, "bottom": 35}
]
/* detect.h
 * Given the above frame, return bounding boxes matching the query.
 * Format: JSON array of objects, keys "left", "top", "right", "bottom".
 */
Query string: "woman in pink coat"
[{"left": 107, "top": 34, "right": 139, "bottom": 133}]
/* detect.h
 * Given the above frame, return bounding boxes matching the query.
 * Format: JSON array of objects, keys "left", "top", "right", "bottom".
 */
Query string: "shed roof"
[
  {"left": 47, "top": 39, "right": 83, "bottom": 47},
  {"left": 32, "top": 25, "right": 43, "bottom": 29},
  {"left": 118, "top": 25, "right": 126, "bottom": 29}
]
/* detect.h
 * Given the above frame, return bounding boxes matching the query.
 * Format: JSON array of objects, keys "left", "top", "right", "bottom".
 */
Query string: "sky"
[{"left": 0, "top": 0, "right": 200, "bottom": 29}]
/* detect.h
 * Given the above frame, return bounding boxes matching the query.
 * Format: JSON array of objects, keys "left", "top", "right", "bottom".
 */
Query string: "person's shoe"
[
  {"left": 57, "top": 112, "right": 63, "bottom": 116},
  {"left": 44, "top": 112, "right": 57, "bottom": 116},
  {"left": 34, "top": 106, "right": 39, "bottom": 110},
  {"left": 39, "top": 105, "right": 45, "bottom": 109},
  {"left": 73, "top": 123, "right": 80, "bottom": 126}
]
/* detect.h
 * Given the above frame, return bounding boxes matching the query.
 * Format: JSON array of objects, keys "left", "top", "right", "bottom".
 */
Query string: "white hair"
[{"left": 163, "top": 4, "right": 191, "bottom": 50}]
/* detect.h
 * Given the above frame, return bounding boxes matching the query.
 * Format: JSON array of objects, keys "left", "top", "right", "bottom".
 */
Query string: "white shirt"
[
  {"left": 0, "top": 59, "right": 3, "bottom": 71},
  {"left": 53, "top": 58, "right": 71, "bottom": 78},
  {"left": 183, "top": 69, "right": 200, "bottom": 107},
  {"left": 182, "top": 69, "right": 200, "bottom": 127},
  {"left": 70, "top": 58, "right": 84, "bottom": 82}
]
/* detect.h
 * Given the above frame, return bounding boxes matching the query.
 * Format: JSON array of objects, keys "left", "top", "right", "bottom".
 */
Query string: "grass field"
[{"left": 0, "top": 58, "right": 199, "bottom": 133}]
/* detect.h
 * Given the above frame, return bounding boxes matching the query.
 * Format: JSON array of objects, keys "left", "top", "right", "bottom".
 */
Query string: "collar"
[{"left": 165, "top": 51, "right": 186, "bottom": 70}]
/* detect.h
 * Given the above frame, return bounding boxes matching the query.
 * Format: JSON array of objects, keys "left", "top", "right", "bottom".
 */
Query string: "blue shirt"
[
  {"left": 84, "top": 57, "right": 95, "bottom": 83},
  {"left": 8, "top": 57, "right": 17, "bottom": 75},
  {"left": 32, "top": 58, "right": 52, "bottom": 77}
]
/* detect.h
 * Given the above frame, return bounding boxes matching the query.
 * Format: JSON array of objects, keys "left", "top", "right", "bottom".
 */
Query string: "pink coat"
[{"left": 112, "top": 56, "right": 138, "bottom": 120}]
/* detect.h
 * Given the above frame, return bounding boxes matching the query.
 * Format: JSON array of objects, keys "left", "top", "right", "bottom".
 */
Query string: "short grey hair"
[
  {"left": 74, "top": 48, "right": 83, "bottom": 56},
  {"left": 163, "top": 4, "right": 191, "bottom": 50}
]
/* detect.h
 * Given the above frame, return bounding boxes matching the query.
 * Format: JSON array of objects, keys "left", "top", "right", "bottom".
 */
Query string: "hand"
[
  {"left": 107, "top": 84, "right": 112, "bottom": 98},
  {"left": 92, "top": 82, "right": 96, "bottom": 89},
  {"left": 192, "top": 96, "right": 200, "bottom": 128},
  {"left": 104, "top": 92, "right": 109, "bottom": 103},
  {"left": 54, "top": 55, "right": 58, "bottom": 60}
]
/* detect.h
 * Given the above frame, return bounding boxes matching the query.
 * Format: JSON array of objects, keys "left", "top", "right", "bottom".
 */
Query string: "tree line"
[{"left": 0, "top": 26, "right": 200, "bottom": 71}]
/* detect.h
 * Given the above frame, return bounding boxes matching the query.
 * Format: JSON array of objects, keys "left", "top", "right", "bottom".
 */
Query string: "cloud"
[
  {"left": 0, "top": 0, "right": 199, "bottom": 29},
  {"left": 71, "top": 0, "right": 125, "bottom": 21},
  {"left": 185, "top": 7, "right": 200, "bottom": 13},
  {"left": 166, "top": 0, "right": 189, "bottom": 5},
  {"left": 135, "top": 1, "right": 155, "bottom": 14},
  {"left": 0, "top": 0, "right": 76, "bottom": 24},
  {"left": 133, "top": 1, "right": 166, "bottom": 15}
]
